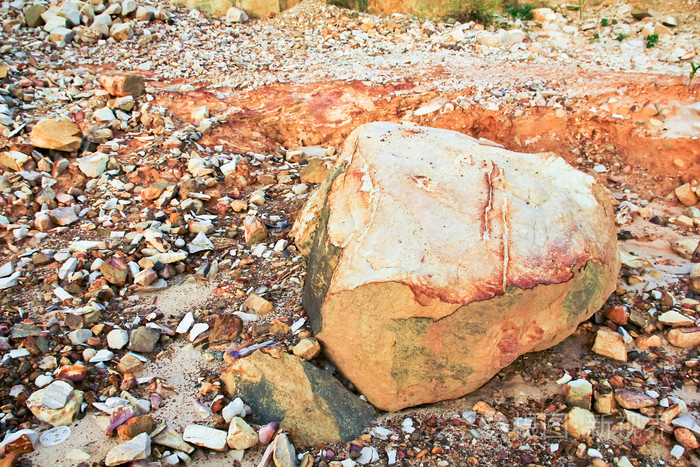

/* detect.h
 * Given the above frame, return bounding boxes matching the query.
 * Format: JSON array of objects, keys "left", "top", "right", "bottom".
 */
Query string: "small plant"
[
  {"left": 506, "top": 4, "right": 534, "bottom": 20},
  {"left": 600, "top": 18, "right": 609, "bottom": 26},
  {"left": 592, "top": 32, "right": 600, "bottom": 39},
  {"left": 616, "top": 33, "right": 626, "bottom": 41},
  {"left": 691, "top": 62, "right": 699, "bottom": 84},
  {"left": 578, "top": 0, "right": 586, "bottom": 19},
  {"left": 645, "top": 33, "right": 659, "bottom": 48},
  {"left": 612, "top": 18, "right": 618, "bottom": 24}
]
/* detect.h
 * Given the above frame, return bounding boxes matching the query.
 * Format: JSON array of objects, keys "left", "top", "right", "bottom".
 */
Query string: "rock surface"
[
  {"left": 295, "top": 122, "right": 620, "bottom": 411},
  {"left": 221, "top": 350, "right": 375, "bottom": 446},
  {"left": 29, "top": 119, "right": 82, "bottom": 152}
]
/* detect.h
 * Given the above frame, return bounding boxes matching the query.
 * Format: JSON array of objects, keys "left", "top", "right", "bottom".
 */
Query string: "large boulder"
[{"left": 293, "top": 122, "right": 620, "bottom": 412}]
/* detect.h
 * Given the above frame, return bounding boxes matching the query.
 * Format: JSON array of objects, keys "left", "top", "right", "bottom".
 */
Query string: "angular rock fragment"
[
  {"left": 128, "top": 326, "right": 161, "bottom": 353},
  {"left": 244, "top": 216, "right": 268, "bottom": 244},
  {"left": 227, "top": 417, "right": 258, "bottom": 450},
  {"left": 592, "top": 328, "right": 627, "bottom": 362},
  {"left": 182, "top": 425, "right": 227, "bottom": 451},
  {"left": 667, "top": 327, "right": 700, "bottom": 348},
  {"left": 27, "top": 387, "right": 83, "bottom": 426},
  {"left": 30, "top": 119, "right": 82, "bottom": 152},
  {"left": 295, "top": 123, "right": 620, "bottom": 411},
  {"left": 563, "top": 407, "right": 595, "bottom": 438},
  {"left": 105, "top": 432, "right": 151, "bottom": 466},
  {"left": 222, "top": 350, "right": 374, "bottom": 446},
  {"left": 100, "top": 256, "right": 129, "bottom": 285},
  {"left": 244, "top": 294, "right": 273, "bottom": 315},
  {"left": 98, "top": 73, "right": 145, "bottom": 97}
]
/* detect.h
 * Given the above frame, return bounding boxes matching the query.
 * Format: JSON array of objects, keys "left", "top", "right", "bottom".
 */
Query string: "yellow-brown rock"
[
  {"left": 221, "top": 350, "right": 374, "bottom": 446},
  {"left": 295, "top": 122, "right": 620, "bottom": 411},
  {"left": 30, "top": 119, "right": 82, "bottom": 152}
]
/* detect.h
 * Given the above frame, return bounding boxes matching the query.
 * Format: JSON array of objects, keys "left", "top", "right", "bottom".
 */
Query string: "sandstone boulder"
[
  {"left": 30, "top": 119, "right": 82, "bottom": 152},
  {"left": 294, "top": 122, "right": 620, "bottom": 411},
  {"left": 221, "top": 350, "right": 374, "bottom": 446}
]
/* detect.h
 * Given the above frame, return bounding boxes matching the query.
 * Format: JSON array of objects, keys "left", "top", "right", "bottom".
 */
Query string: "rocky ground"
[{"left": 0, "top": 0, "right": 699, "bottom": 465}]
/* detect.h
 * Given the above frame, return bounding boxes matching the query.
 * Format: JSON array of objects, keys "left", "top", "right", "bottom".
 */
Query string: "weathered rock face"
[
  {"left": 294, "top": 122, "right": 620, "bottom": 412},
  {"left": 221, "top": 350, "right": 374, "bottom": 446},
  {"left": 367, "top": 0, "right": 472, "bottom": 18},
  {"left": 170, "top": 0, "right": 299, "bottom": 18}
]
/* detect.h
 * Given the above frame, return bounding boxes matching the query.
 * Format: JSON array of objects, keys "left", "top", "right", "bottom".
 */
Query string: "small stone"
[
  {"left": 35, "top": 213, "right": 53, "bottom": 232},
  {"left": 292, "top": 338, "right": 321, "bottom": 360},
  {"left": 658, "top": 310, "right": 695, "bottom": 327},
  {"left": 105, "top": 432, "right": 151, "bottom": 466},
  {"left": 566, "top": 379, "right": 593, "bottom": 410},
  {"left": 49, "top": 27, "right": 75, "bottom": 43},
  {"left": 189, "top": 323, "right": 209, "bottom": 341},
  {"left": 117, "top": 415, "right": 154, "bottom": 441},
  {"left": 94, "top": 107, "right": 116, "bottom": 122},
  {"left": 591, "top": 328, "right": 627, "bottom": 361},
  {"left": 187, "top": 231, "right": 215, "bottom": 253},
  {"left": 635, "top": 333, "right": 664, "bottom": 350},
  {"left": 594, "top": 390, "right": 615, "bottom": 414},
  {"left": 244, "top": 294, "right": 273, "bottom": 315},
  {"left": 41, "top": 381, "right": 75, "bottom": 409},
  {"left": 27, "top": 387, "right": 83, "bottom": 426},
  {"left": 222, "top": 398, "right": 245, "bottom": 423},
  {"left": 50, "top": 207, "right": 79, "bottom": 226},
  {"left": 209, "top": 315, "right": 242, "bottom": 345},
  {"left": 24, "top": 4, "right": 47, "bottom": 27},
  {"left": 134, "top": 268, "right": 157, "bottom": 287},
  {"left": 182, "top": 425, "right": 228, "bottom": 451},
  {"left": 244, "top": 216, "right": 268, "bottom": 244},
  {"left": 623, "top": 409, "right": 649, "bottom": 429},
  {"left": 30, "top": 119, "right": 82, "bottom": 152},
  {"left": 135, "top": 5, "right": 155, "bottom": 21},
  {"left": 110, "top": 22, "right": 134, "bottom": 41},
  {"left": 675, "top": 427, "right": 700, "bottom": 450},
  {"left": 614, "top": 389, "right": 657, "bottom": 409},
  {"left": 231, "top": 200, "right": 248, "bottom": 212},
  {"left": 128, "top": 326, "right": 161, "bottom": 353},
  {"left": 0, "top": 262, "right": 15, "bottom": 278},
  {"left": 106, "top": 329, "right": 129, "bottom": 350},
  {"left": 667, "top": 327, "right": 700, "bottom": 348},
  {"left": 273, "top": 432, "right": 296, "bottom": 467},
  {"left": 89, "top": 349, "right": 114, "bottom": 363},
  {"left": 675, "top": 183, "right": 698, "bottom": 206},
  {"left": 0, "top": 151, "right": 31, "bottom": 171},
  {"left": 152, "top": 426, "right": 195, "bottom": 454},
  {"left": 98, "top": 74, "right": 145, "bottom": 97},
  {"left": 100, "top": 256, "right": 129, "bottom": 285},
  {"left": 68, "top": 329, "right": 92, "bottom": 346},
  {"left": 78, "top": 152, "right": 110, "bottom": 178},
  {"left": 227, "top": 417, "right": 258, "bottom": 450},
  {"left": 225, "top": 6, "right": 248, "bottom": 23},
  {"left": 563, "top": 407, "right": 595, "bottom": 439},
  {"left": 117, "top": 354, "right": 144, "bottom": 374}
]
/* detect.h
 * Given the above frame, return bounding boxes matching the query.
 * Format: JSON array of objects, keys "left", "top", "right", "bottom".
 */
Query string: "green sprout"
[{"left": 645, "top": 33, "right": 659, "bottom": 48}]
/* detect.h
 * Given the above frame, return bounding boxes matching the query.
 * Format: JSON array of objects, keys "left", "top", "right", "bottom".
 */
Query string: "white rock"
[
  {"left": 105, "top": 432, "right": 151, "bottom": 466},
  {"left": 189, "top": 323, "right": 209, "bottom": 342},
  {"left": 222, "top": 398, "right": 245, "bottom": 423},
  {"left": 187, "top": 231, "right": 215, "bottom": 253},
  {"left": 68, "top": 329, "right": 92, "bottom": 345},
  {"left": 176, "top": 312, "right": 195, "bottom": 334},
  {"left": 225, "top": 6, "right": 248, "bottom": 23},
  {"left": 89, "top": 349, "right": 115, "bottom": 363},
  {"left": 182, "top": 425, "right": 227, "bottom": 451},
  {"left": 0, "top": 261, "right": 16, "bottom": 278},
  {"left": 35, "top": 374, "right": 54, "bottom": 388},
  {"left": 41, "top": 381, "right": 75, "bottom": 410},
  {"left": 94, "top": 107, "right": 116, "bottom": 122},
  {"left": 78, "top": 153, "right": 109, "bottom": 178}
]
